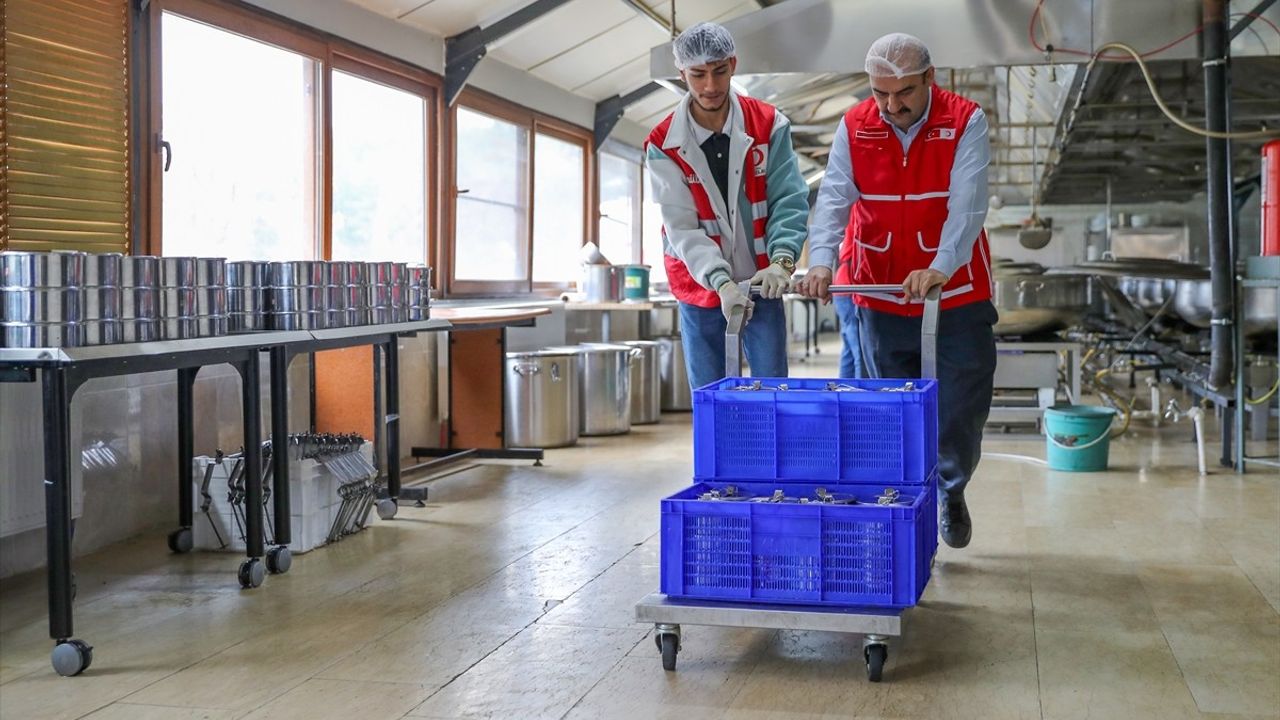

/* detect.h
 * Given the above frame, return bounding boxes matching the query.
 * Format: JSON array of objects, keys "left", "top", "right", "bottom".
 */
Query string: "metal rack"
[
  {"left": 0, "top": 317, "right": 451, "bottom": 677},
  {"left": 1235, "top": 264, "right": 1280, "bottom": 473}
]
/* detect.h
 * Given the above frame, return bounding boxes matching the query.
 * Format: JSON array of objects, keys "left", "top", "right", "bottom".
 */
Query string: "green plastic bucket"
[
  {"left": 1044, "top": 405, "right": 1117, "bottom": 472},
  {"left": 620, "top": 265, "right": 650, "bottom": 302}
]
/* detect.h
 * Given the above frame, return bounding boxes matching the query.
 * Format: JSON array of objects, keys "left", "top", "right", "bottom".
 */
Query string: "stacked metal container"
[
  {"left": 268, "top": 261, "right": 326, "bottom": 330},
  {"left": 158, "top": 257, "right": 197, "bottom": 340},
  {"left": 195, "top": 258, "right": 228, "bottom": 337},
  {"left": 324, "top": 261, "right": 354, "bottom": 329},
  {"left": 407, "top": 264, "right": 431, "bottom": 320},
  {"left": 366, "top": 262, "right": 393, "bottom": 325},
  {"left": 82, "top": 253, "right": 123, "bottom": 345},
  {"left": 389, "top": 262, "right": 409, "bottom": 323},
  {"left": 227, "top": 261, "right": 268, "bottom": 333},
  {"left": 0, "top": 251, "right": 84, "bottom": 347},
  {"left": 121, "top": 255, "right": 160, "bottom": 343}
]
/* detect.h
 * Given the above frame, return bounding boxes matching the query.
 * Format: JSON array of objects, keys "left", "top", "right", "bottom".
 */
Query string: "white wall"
[{"left": 243, "top": 0, "right": 593, "bottom": 128}]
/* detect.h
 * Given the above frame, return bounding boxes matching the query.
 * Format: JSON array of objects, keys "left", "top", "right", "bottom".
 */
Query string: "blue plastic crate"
[
  {"left": 660, "top": 479, "right": 938, "bottom": 608},
  {"left": 692, "top": 377, "right": 938, "bottom": 485}
]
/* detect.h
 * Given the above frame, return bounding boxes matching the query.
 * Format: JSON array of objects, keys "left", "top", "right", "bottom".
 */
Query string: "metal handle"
[
  {"left": 628, "top": 346, "right": 643, "bottom": 362},
  {"left": 727, "top": 284, "right": 939, "bottom": 379},
  {"left": 550, "top": 361, "right": 561, "bottom": 382},
  {"left": 513, "top": 362, "right": 540, "bottom": 376},
  {"left": 1017, "top": 280, "right": 1046, "bottom": 294},
  {"left": 160, "top": 139, "right": 173, "bottom": 172}
]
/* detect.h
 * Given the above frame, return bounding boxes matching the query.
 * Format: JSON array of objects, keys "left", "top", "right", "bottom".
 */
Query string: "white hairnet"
[
  {"left": 865, "top": 33, "right": 932, "bottom": 78},
  {"left": 672, "top": 22, "right": 736, "bottom": 70}
]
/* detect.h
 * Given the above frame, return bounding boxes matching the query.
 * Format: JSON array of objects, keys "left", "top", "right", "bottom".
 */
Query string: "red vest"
[
  {"left": 834, "top": 86, "right": 993, "bottom": 316},
  {"left": 646, "top": 96, "right": 776, "bottom": 308}
]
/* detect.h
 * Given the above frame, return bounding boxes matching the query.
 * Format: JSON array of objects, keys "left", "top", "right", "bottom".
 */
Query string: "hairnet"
[
  {"left": 865, "top": 33, "right": 932, "bottom": 78},
  {"left": 672, "top": 22, "right": 736, "bottom": 70}
]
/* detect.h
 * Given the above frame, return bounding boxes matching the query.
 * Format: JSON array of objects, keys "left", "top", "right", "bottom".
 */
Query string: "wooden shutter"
[{"left": 2, "top": 0, "right": 130, "bottom": 253}]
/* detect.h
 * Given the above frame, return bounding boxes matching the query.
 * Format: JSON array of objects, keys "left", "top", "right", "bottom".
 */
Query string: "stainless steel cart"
[{"left": 635, "top": 283, "right": 940, "bottom": 683}]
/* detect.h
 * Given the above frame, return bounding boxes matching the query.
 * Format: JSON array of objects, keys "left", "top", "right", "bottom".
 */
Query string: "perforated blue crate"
[
  {"left": 692, "top": 377, "right": 938, "bottom": 485},
  {"left": 660, "top": 479, "right": 937, "bottom": 608}
]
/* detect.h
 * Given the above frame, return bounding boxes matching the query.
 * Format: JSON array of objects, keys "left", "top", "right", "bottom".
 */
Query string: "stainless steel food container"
[
  {"left": 227, "top": 286, "right": 263, "bottom": 314},
  {"left": 0, "top": 251, "right": 84, "bottom": 288},
  {"left": 121, "top": 256, "right": 160, "bottom": 288},
  {"left": 84, "top": 253, "right": 123, "bottom": 287},
  {"left": 504, "top": 349, "right": 581, "bottom": 449},
  {"left": 158, "top": 287, "right": 196, "bottom": 318},
  {"left": 326, "top": 261, "right": 355, "bottom": 286},
  {"left": 269, "top": 261, "right": 325, "bottom": 287},
  {"left": 0, "top": 288, "right": 82, "bottom": 323},
  {"left": 367, "top": 262, "right": 393, "bottom": 286},
  {"left": 389, "top": 262, "right": 407, "bottom": 285},
  {"left": 120, "top": 318, "right": 158, "bottom": 344},
  {"left": 2, "top": 321, "right": 82, "bottom": 348},
  {"left": 407, "top": 265, "right": 431, "bottom": 287},
  {"left": 269, "top": 311, "right": 324, "bottom": 331},
  {"left": 267, "top": 286, "right": 325, "bottom": 313},
  {"left": 121, "top": 287, "right": 158, "bottom": 319},
  {"left": 83, "top": 286, "right": 122, "bottom": 320},
  {"left": 350, "top": 308, "right": 370, "bottom": 326},
  {"left": 323, "top": 309, "right": 348, "bottom": 328},
  {"left": 226, "top": 260, "right": 270, "bottom": 288},
  {"left": 194, "top": 258, "right": 226, "bottom": 286},
  {"left": 82, "top": 320, "right": 122, "bottom": 346},
  {"left": 366, "top": 284, "right": 391, "bottom": 308},
  {"left": 159, "top": 257, "right": 197, "bottom": 287},
  {"left": 369, "top": 307, "right": 394, "bottom": 325},
  {"left": 193, "top": 315, "right": 227, "bottom": 337},
  {"left": 228, "top": 312, "right": 266, "bottom": 334},
  {"left": 159, "top": 317, "right": 198, "bottom": 340},
  {"left": 193, "top": 286, "right": 227, "bottom": 316},
  {"left": 408, "top": 305, "right": 430, "bottom": 321},
  {"left": 326, "top": 285, "right": 354, "bottom": 311}
]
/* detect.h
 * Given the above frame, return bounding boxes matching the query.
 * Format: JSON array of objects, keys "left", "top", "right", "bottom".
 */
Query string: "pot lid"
[{"left": 507, "top": 348, "right": 581, "bottom": 359}]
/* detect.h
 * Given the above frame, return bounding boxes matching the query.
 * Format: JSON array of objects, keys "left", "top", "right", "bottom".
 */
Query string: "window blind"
[{"left": 2, "top": 0, "right": 130, "bottom": 253}]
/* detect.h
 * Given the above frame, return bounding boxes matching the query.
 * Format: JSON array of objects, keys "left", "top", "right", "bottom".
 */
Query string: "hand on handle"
[
  {"left": 748, "top": 263, "right": 792, "bottom": 299},
  {"left": 717, "top": 280, "right": 754, "bottom": 322},
  {"left": 793, "top": 266, "right": 834, "bottom": 304}
]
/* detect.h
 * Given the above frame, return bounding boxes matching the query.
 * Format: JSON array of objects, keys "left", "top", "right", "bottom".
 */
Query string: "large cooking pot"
[
  {"left": 1173, "top": 278, "right": 1279, "bottom": 337},
  {"left": 580, "top": 264, "right": 622, "bottom": 303},
  {"left": 991, "top": 266, "right": 1089, "bottom": 336},
  {"left": 656, "top": 336, "right": 692, "bottom": 410},
  {"left": 617, "top": 340, "right": 661, "bottom": 424},
  {"left": 504, "top": 349, "right": 580, "bottom": 449},
  {"left": 547, "top": 344, "right": 633, "bottom": 436},
  {"left": 643, "top": 303, "right": 680, "bottom": 338},
  {"left": 1118, "top": 276, "right": 1178, "bottom": 313}
]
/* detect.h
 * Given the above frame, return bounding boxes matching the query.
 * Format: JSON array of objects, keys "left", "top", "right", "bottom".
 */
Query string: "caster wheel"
[
  {"left": 238, "top": 558, "right": 265, "bottom": 589},
  {"left": 865, "top": 644, "right": 887, "bottom": 683},
  {"left": 375, "top": 498, "right": 398, "bottom": 520},
  {"left": 660, "top": 634, "right": 678, "bottom": 672},
  {"left": 51, "top": 639, "right": 93, "bottom": 677},
  {"left": 167, "top": 527, "right": 193, "bottom": 554},
  {"left": 266, "top": 546, "right": 291, "bottom": 575}
]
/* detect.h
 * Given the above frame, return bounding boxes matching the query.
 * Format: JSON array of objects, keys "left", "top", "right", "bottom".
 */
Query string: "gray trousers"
[{"left": 858, "top": 300, "right": 998, "bottom": 500}]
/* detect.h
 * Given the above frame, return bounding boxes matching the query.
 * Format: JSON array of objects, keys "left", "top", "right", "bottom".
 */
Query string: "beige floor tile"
[
  {"left": 80, "top": 704, "right": 238, "bottom": 720},
  {"left": 1138, "top": 564, "right": 1278, "bottom": 625},
  {"left": 563, "top": 656, "right": 739, "bottom": 720},
  {"left": 239, "top": 678, "right": 432, "bottom": 720},
  {"left": 1021, "top": 490, "right": 1117, "bottom": 528},
  {"left": 1036, "top": 626, "right": 1202, "bottom": 720},
  {"left": 407, "top": 624, "right": 645, "bottom": 719},
  {"left": 1162, "top": 619, "right": 1280, "bottom": 716},
  {"left": 1026, "top": 525, "right": 1129, "bottom": 562},
  {"left": 537, "top": 560, "right": 659, "bottom": 630},
  {"left": 1112, "top": 520, "right": 1237, "bottom": 565},
  {"left": 1029, "top": 557, "right": 1162, "bottom": 632}
]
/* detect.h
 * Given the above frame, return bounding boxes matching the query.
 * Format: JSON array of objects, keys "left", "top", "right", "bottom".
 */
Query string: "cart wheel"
[
  {"left": 238, "top": 558, "right": 265, "bottom": 589},
  {"left": 865, "top": 644, "right": 887, "bottom": 682},
  {"left": 51, "top": 639, "right": 93, "bottom": 677},
  {"left": 376, "top": 498, "right": 398, "bottom": 520},
  {"left": 167, "top": 527, "right": 193, "bottom": 554},
  {"left": 266, "top": 546, "right": 292, "bottom": 575},
  {"left": 660, "top": 634, "right": 678, "bottom": 672}
]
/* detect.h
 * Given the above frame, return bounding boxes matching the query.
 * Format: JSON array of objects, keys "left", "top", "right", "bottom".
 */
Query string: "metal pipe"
[
  {"left": 1203, "top": 0, "right": 1235, "bottom": 389},
  {"left": 177, "top": 368, "right": 196, "bottom": 531},
  {"left": 269, "top": 348, "right": 291, "bottom": 545}
]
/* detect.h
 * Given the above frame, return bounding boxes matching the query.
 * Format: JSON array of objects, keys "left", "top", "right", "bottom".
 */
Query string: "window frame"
[{"left": 596, "top": 140, "right": 644, "bottom": 266}]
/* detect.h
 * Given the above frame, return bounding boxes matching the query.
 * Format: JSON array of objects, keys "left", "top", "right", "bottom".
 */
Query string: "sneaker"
[{"left": 940, "top": 495, "right": 972, "bottom": 549}]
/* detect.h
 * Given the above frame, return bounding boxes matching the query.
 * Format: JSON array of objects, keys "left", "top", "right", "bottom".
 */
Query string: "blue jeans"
[
  {"left": 833, "top": 295, "right": 864, "bottom": 379},
  {"left": 679, "top": 299, "right": 788, "bottom": 390}
]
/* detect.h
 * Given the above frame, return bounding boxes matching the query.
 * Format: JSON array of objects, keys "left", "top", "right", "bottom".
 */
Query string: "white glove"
[
  {"left": 717, "top": 281, "right": 754, "bottom": 323},
  {"left": 750, "top": 262, "right": 793, "bottom": 299}
]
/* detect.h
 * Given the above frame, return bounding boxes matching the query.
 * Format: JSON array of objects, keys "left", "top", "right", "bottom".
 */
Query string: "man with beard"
[{"left": 645, "top": 22, "right": 809, "bottom": 389}]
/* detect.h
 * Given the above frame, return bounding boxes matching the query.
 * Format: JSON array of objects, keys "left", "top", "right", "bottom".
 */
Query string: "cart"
[{"left": 635, "top": 283, "right": 940, "bottom": 683}]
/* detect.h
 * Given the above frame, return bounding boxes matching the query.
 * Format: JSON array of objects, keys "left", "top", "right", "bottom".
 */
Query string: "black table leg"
[
  {"left": 266, "top": 347, "right": 292, "bottom": 575},
  {"left": 377, "top": 336, "right": 426, "bottom": 515},
  {"left": 168, "top": 367, "right": 197, "bottom": 554},
  {"left": 43, "top": 367, "right": 93, "bottom": 676},
  {"left": 236, "top": 355, "right": 266, "bottom": 589}
]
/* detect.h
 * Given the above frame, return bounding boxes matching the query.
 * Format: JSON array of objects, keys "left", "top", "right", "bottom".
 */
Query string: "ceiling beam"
[
  {"left": 594, "top": 81, "right": 664, "bottom": 147},
  {"left": 444, "top": 0, "right": 575, "bottom": 106}
]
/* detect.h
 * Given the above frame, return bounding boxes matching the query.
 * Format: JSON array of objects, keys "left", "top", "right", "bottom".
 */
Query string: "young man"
[
  {"left": 646, "top": 22, "right": 809, "bottom": 390},
  {"left": 796, "top": 33, "right": 997, "bottom": 549}
]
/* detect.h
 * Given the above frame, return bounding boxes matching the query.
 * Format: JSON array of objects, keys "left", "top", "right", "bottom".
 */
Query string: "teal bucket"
[
  {"left": 1044, "top": 405, "right": 1117, "bottom": 472},
  {"left": 620, "top": 265, "right": 651, "bottom": 302}
]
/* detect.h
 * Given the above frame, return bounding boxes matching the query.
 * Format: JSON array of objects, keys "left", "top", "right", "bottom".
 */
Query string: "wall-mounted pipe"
[{"left": 1203, "top": 0, "right": 1236, "bottom": 390}]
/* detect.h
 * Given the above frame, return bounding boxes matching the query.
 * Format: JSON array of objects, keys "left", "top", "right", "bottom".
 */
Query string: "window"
[
  {"left": 160, "top": 12, "right": 320, "bottom": 260},
  {"left": 531, "top": 132, "right": 586, "bottom": 283},
  {"left": 330, "top": 70, "right": 428, "bottom": 264},
  {"left": 453, "top": 107, "right": 529, "bottom": 281},
  {"left": 642, "top": 164, "right": 668, "bottom": 285},
  {"left": 598, "top": 151, "right": 640, "bottom": 265}
]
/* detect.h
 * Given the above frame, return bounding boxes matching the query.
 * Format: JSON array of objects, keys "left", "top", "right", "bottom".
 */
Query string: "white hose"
[
  {"left": 1189, "top": 407, "right": 1208, "bottom": 476},
  {"left": 984, "top": 452, "right": 1049, "bottom": 467}
]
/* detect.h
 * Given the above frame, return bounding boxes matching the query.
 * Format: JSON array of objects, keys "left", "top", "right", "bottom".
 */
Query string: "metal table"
[
  {"left": 0, "top": 331, "right": 308, "bottom": 677},
  {"left": 640, "top": 284, "right": 939, "bottom": 683}
]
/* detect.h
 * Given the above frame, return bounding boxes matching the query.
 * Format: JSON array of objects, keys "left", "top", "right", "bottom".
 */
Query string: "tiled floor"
[{"left": 1, "top": 337, "right": 1277, "bottom": 719}]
